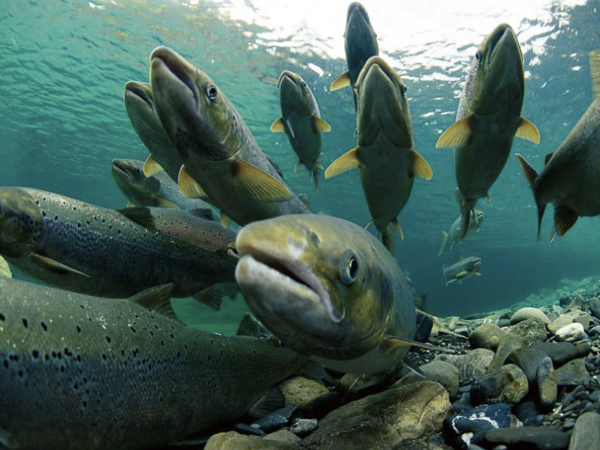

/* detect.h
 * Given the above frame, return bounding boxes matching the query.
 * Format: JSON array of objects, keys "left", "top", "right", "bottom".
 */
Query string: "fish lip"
[
  {"left": 346, "top": 2, "right": 371, "bottom": 28},
  {"left": 124, "top": 81, "right": 154, "bottom": 111},
  {"left": 111, "top": 159, "right": 133, "bottom": 181},
  {"left": 277, "top": 71, "right": 299, "bottom": 91},
  {"left": 488, "top": 24, "right": 518, "bottom": 71},
  {"left": 237, "top": 243, "right": 343, "bottom": 324},
  {"left": 150, "top": 47, "right": 200, "bottom": 112}
]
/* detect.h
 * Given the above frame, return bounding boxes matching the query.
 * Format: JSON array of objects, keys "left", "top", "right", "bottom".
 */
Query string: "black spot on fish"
[
  {"left": 3, "top": 360, "right": 8, "bottom": 369},
  {"left": 22, "top": 318, "right": 28, "bottom": 328},
  {"left": 76, "top": 325, "right": 81, "bottom": 333},
  {"left": 0, "top": 313, "right": 5, "bottom": 321},
  {"left": 105, "top": 336, "right": 111, "bottom": 344},
  {"left": 18, "top": 370, "right": 23, "bottom": 378},
  {"left": 130, "top": 326, "right": 136, "bottom": 333},
  {"left": 32, "top": 350, "right": 39, "bottom": 358},
  {"left": 41, "top": 322, "right": 47, "bottom": 331}
]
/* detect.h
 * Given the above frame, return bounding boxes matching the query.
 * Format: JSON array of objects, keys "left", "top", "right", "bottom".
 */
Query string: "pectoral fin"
[
  {"left": 129, "top": 283, "right": 179, "bottom": 322},
  {"left": 313, "top": 116, "right": 331, "bottom": 133},
  {"left": 515, "top": 117, "right": 540, "bottom": 144},
  {"left": 192, "top": 286, "right": 223, "bottom": 311},
  {"left": 365, "top": 220, "right": 373, "bottom": 231},
  {"left": 143, "top": 154, "right": 164, "bottom": 177},
  {"left": 435, "top": 115, "right": 473, "bottom": 148},
  {"left": 330, "top": 71, "right": 351, "bottom": 91},
  {"left": 456, "top": 270, "right": 468, "bottom": 279},
  {"left": 220, "top": 211, "right": 230, "bottom": 229},
  {"left": 178, "top": 166, "right": 207, "bottom": 199},
  {"left": 384, "top": 336, "right": 456, "bottom": 353},
  {"left": 247, "top": 388, "right": 285, "bottom": 419},
  {"left": 232, "top": 160, "right": 292, "bottom": 201},
  {"left": 154, "top": 198, "right": 180, "bottom": 209},
  {"left": 324, "top": 148, "right": 361, "bottom": 179},
  {"left": 270, "top": 117, "right": 286, "bottom": 133},
  {"left": 589, "top": 49, "right": 600, "bottom": 98},
  {"left": 411, "top": 149, "right": 433, "bottom": 180},
  {"left": 31, "top": 253, "right": 90, "bottom": 278},
  {"left": 554, "top": 204, "right": 579, "bottom": 236},
  {"left": 393, "top": 219, "right": 404, "bottom": 241},
  {"left": 294, "top": 161, "right": 303, "bottom": 172}
]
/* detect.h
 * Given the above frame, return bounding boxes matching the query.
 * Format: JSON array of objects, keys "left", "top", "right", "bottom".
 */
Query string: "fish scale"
[
  {"left": 0, "top": 277, "right": 305, "bottom": 450},
  {"left": 0, "top": 187, "right": 235, "bottom": 298}
]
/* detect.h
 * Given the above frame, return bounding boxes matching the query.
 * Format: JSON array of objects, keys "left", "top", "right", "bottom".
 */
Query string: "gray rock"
[
  {"left": 205, "top": 431, "right": 296, "bottom": 450},
  {"left": 298, "top": 381, "right": 451, "bottom": 450},
  {"left": 569, "top": 412, "right": 600, "bottom": 450},
  {"left": 251, "top": 407, "right": 297, "bottom": 433},
  {"left": 489, "top": 334, "right": 527, "bottom": 371},
  {"left": 555, "top": 323, "right": 587, "bottom": 342},
  {"left": 573, "top": 315, "right": 592, "bottom": 331},
  {"left": 280, "top": 377, "right": 329, "bottom": 409},
  {"left": 530, "top": 341, "right": 591, "bottom": 366},
  {"left": 548, "top": 314, "right": 576, "bottom": 334},
  {"left": 589, "top": 325, "right": 600, "bottom": 336},
  {"left": 470, "top": 364, "right": 529, "bottom": 405},
  {"left": 589, "top": 297, "right": 600, "bottom": 320},
  {"left": 555, "top": 358, "right": 590, "bottom": 387},
  {"left": 435, "top": 348, "right": 494, "bottom": 385},
  {"left": 507, "top": 317, "right": 548, "bottom": 346},
  {"left": 511, "top": 307, "right": 551, "bottom": 325},
  {"left": 484, "top": 427, "right": 570, "bottom": 450},
  {"left": 469, "top": 322, "right": 506, "bottom": 351},
  {"left": 398, "top": 360, "right": 459, "bottom": 400},
  {"left": 391, "top": 439, "right": 448, "bottom": 450},
  {"left": 264, "top": 429, "right": 302, "bottom": 445},
  {"left": 537, "top": 356, "right": 557, "bottom": 410},
  {"left": 290, "top": 418, "right": 318, "bottom": 437},
  {"left": 506, "top": 348, "right": 548, "bottom": 385}
]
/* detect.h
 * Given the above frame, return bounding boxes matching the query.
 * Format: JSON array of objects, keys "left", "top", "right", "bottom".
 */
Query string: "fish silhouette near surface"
[
  {"left": 436, "top": 23, "right": 540, "bottom": 238},
  {"left": 0, "top": 278, "right": 305, "bottom": 450},
  {"left": 516, "top": 49, "right": 600, "bottom": 240},
  {"left": 438, "top": 209, "right": 484, "bottom": 256}
]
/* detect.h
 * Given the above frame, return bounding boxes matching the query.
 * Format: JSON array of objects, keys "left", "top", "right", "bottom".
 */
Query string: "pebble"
[
  {"left": 483, "top": 426, "right": 570, "bottom": 450},
  {"left": 399, "top": 360, "right": 459, "bottom": 400},
  {"left": 251, "top": 407, "right": 297, "bottom": 433},
  {"left": 555, "top": 322, "right": 587, "bottom": 342},
  {"left": 235, "top": 423, "right": 265, "bottom": 437},
  {"left": 264, "top": 429, "right": 302, "bottom": 445},
  {"left": 434, "top": 348, "right": 494, "bottom": 386},
  {"left": 589, "top": 297, "right": 600, "bottom": 320},
  {"left": 469, "top": 322, "right": 506, "bottom": 351},
  {"left": 307, "top": 392, "right": 343, "bottom": 419},
  {"left": 279, "top": 377, "right": 329, "bottom": 409},
  {"left": 290, "top": 418, "right": 318, "bottom": 437},
  {"left": 530, "top": 341, "right": 591, "bottom": 366},
  {"left": 589, "top": 325, "right": 600, "bottom": 336},
  {"left": 506, "top": 348, "right": 548, "bottom": 385},
  {"left": 555, "top": 358, "right": 590, "bottom": 387},
  {"left": 548, "top": 313, "right": 577, "bottom": 334},
  {"left": 443, "top": 403, "right": 517, "bottom": 449},
  {"left": 470, "top": 364, "right": 529, "bottom": 405},
  {"left": 489, "top": 335, "right": 527, "bottom": 371},
  {"left": 510, "top": 307, "right": 551, "bottom": 325},
  {"left": 205, "top": 431, "right": 295, "bottom": 450},
  {"left": 536, "top": 356, "right": 557, "bottom": 410},
  {"left": 507, "top": 317, "right": 548, "bottom": 346}
]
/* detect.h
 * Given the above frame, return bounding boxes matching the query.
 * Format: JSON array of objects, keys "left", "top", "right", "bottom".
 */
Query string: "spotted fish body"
[
  {"left": 0, "top": 277, "right": 305, "bottom": 450},
  {"left": 111, "top": 158, "right": 216, "bottom": 212},
  {"left": 149, "top": 47, "right": 309, "bottom": 227},
  {"left": 0, "top": 187, "right": 236, "bottom": 298}
]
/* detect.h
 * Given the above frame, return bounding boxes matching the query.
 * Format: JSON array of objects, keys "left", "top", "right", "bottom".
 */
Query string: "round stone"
[{"left": 510, "top": 307, "right": 550, "bottom": 325}]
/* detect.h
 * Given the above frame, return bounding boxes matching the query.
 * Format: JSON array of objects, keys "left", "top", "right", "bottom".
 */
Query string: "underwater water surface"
[{"left": 1, "top": 0, "right": 600, "bottom": 327}]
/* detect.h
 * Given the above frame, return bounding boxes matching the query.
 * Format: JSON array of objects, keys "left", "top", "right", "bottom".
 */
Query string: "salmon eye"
[
  {"left": 400, "top": 85, "right": 407, "bottom": 94},
  {"left": 340, "top": 251, "right": 359, "bottom": 285},
  {"left": 206, "top": 85, "right": 217, "bottom": 100}
]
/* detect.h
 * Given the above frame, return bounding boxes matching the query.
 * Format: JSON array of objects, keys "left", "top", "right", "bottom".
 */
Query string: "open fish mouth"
[
  {"left": 277, "top": 71, "right": 299, "bottom": 91},
  {"left": 124, "top": 81, "right": 154, "bottom": 110},
  {"left": 111, "top": 160, "right": 134, "bottom": 181},
  {"left": 150, "top": 47, "right": 200, "bottom": 112}
]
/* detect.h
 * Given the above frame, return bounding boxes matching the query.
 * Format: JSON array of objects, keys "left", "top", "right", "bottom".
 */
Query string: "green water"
[{"left": 1, "top": 0, "right": 600, "bottom": 327}]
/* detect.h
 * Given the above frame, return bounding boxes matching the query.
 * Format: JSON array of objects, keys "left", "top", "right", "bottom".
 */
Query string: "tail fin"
[
  {"left": 515, "top": 153, "right": 545, "bottom": 241},
  {"left": 438, "top": 231, "right": 448, "bottom": 256},
  {"left": 455, "top": 188, "right": 471, "bottom": 240},
  {"left": 311, "top": 165, "right": 321, "bottom": 192}
]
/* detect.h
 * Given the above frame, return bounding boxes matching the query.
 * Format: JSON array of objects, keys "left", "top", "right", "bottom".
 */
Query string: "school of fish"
[{"left": 1, "top": 1, "right": 599, "bottom": 449}]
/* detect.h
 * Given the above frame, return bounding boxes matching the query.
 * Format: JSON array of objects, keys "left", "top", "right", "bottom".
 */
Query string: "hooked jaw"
[{"left": 124, "top": 81, "right": 154, "bottom": 112}]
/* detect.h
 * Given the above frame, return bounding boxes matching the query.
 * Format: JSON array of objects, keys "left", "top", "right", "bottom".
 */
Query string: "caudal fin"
[
  {"left": 455, "top": 188, "right": 471, "bottom": 240},
  {"left": 438, "top": 231, "right": 448, "bottom": 256},
  {"left": 515, "top": 153, "right": 546, "bottom": 241},
  {"left": 382, "top": 223, "right": 396, "bottom": 254}
]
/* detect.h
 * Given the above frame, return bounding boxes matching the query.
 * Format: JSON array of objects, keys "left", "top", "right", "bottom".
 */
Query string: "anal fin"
[
  {"left": 192, "top": 286, "right": 223, "bottom": 311},
  {"left": 330, "top": 71, "right": 351, "bottom": 91},
  {"left": 554, "top": 204, "right": 579, "bottom": 236},
  {"left": 129, "top": 283, "right": 179, "bottom": 322}
]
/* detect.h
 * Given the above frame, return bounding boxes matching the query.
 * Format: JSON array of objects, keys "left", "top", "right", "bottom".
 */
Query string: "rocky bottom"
[{"left": 166, "top": 276, "right": 600, "bottom": 450}]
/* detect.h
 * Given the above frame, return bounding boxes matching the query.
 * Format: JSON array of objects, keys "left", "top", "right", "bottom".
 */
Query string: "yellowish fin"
[
  {"left": 232, "top": 160, "right": 292, "bottom": 201},
  {"left": 589, "top": 49, "right": 600, "bottom": 98},
  {"left": 435, "top": 115, "right": 473, "bottom": 148},
  {"left": 456, "top": 270, "right": 469, "bottom": 279},
  {"left": 330, "top": 71, "right": 351, "bottom": 91},
  {"left": 143, "top": 154, "right": 164, "bottom": 177},
  {"left": 270, "top": 117, "right": 286, "bottom": 133},
  {"left": 313, "top": 116, "right": 331, "bottom": 133},
  {"left": 178, "top": 166, "right": 207, "bottom": 198},
  {"left": 515, "top": 117, "right": 540, "bottom": 144},
  {"left": 554, "top": 204, "right": 579, "bottom": 237},
  {"left": 126, "top": 201, "right": 134, "bottom": 208},
  {"left": 364, "top": 220, "right": 373, "bottom": 231},
  {"left": 324, "top": 148, "right": 361, "bottom": 179},
  {"left": 411, "top": 149, "right": 433, "bottom": 180},
  {"left": 220, "top": 211, "right": 230, "bottom": 229},
  {"left": 154, "top": 198, "right": 180, "bottom": 209},
  {"left": 192, "top": 286, "right": 223, "bottom": 311},
  {"left": 294, "top": 161, "right": 303, "bottom": 172},
  {"left": 485, "top": 195, "right": 492, "bottom": 202},
  {"left": 393, "top": 219, "right": 404, "bottom": 241},
  {"left": 129, "top": 283, "right": 179, "bottom": 322},
  {"left": 31, "top": 253, "right": 90, "bottom": 278},
  {"left": 383, "top": 336, "right": 455, "bottom": 354}
]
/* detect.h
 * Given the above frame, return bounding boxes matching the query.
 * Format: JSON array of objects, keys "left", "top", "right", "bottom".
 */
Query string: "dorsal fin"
[{"left": 129, "top": 284, "right": 179, "bottom": 322}]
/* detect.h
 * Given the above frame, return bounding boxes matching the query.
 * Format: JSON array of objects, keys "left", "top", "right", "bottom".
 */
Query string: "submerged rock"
[
  {"left": 484, "top": 427, "right": 570, "bottom": 450},
  {"left": 511, "top": 307, "right": 551, "bottom": 325},
  {"left": 398, "top": 360, "right": 459, "bottom": 399},
  {"left": 489, "top": 334, "right": 527, "bottom": 371},
  {"left": 530, "top": 341, "right": 591, "bottom": 366},
  {"left": 569, "top": 411, "right": 600, "bottom": 450},
  {"left": 555, "top": 358, "right": 590, "bottom": 387},
  {"left": 391, "top": 440, "right": 448, "bottom": 450},
  {"left": 205, "top": 431, "right": 296, "bottom": 450},
  {"left": 507, "top": 317, "right": 548, "bottom": 346},
  {"left": 280, "top": 377, "right": 329, "bottom": 409},
  {"left": 589, "top": 297, "right": 600, "bottom": 320},
  {"left": 469, "top": 322, "right": 506, "bottom": 350},
  {"left": 537, "top": 356, "right": 558, "bottom": 410},
  {"left": 555, "top": 323, "right": 587, "bottom": 342},
  {"left": 435, "top": 348, "right": 494, "bottom": 385},
  {"left": 506, "top": 348, "right": 548, "bottom": 385},
  {"left": 299, "top": 381, "right": 450, "bottom": 450},
  {"left": 470, "top": 364, "right": 529, "bottom": 405}
]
